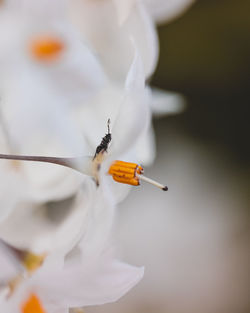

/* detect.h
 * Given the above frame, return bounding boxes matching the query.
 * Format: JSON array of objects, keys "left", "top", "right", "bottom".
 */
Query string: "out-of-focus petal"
[
  {"left": 0, "top": 163, "right": 27, "bottom": 222},
  {"left": 135, "top": 124, "right": 156, "bottom": 166},
  {"left": 74, "top": 50, "right": 151, "bottom": 161},
  {"left": 106, "top": 178, "right": 132, "bottom": 205},
  {"left": 126, "top": 1, "right": 159, "bottom": 79},
  {"left": 74, "top": 82, "right": 123, "bottom": 153},
  {"left": 77, "top": 179, "right": 115, "bottom": 260},
  {"left": 0, "top": 251, "right": 143, "bottom": 312},
  {"left": 150, "top": 87, "right": 186, "bottom": 117},
  {"left": 0, "top": 5, "right": 105, "bottom": 105},
  {"left": 0, "top": 72, "right": 91, "bottom": 202},
  {"left": 35, "top": 254, "right": 144, "bottom": 308},
  {"left": 144, "top": 0, "right": 195, "bottom": 24},
  {"left": 29, "top": 26, "right": 106, "bottom": 104},
  {"left": 70, "top": 0, "right": 158, "bottom": 80},
  {"left": 0, "top": 240, "right": 21, "bottom": 284},
  {"left": 0, "top": 181, "right": 95, "bottom": 254},
  {"left": 6, "top": 0, "right": 67, "bottom": 19},
  {"left": 110, "top": 48, "right": 151, "bottom": 157},
  {"left": 113, "top": 0, "right": 136, "bottom": 25}
]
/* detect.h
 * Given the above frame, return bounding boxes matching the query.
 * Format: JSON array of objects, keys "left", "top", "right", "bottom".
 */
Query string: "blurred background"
[{"left": 87, "top": 0, "right": 250, "bottom": 313}]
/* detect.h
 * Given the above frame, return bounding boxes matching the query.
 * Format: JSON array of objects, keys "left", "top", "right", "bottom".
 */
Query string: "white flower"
[
  {"left": 0, "top": 0, "right": 194, "bottom": 311},
  {"left": 0, "top": 0, "right": 106, "bottom": 204},
  {"left": 0, "top": 0, "right": 105, "bottom": 104},
  {"left": 0, "top": 48, "right": 168, "bottom": 256},
  {"left": 0, "top": 47, "right": 150, "bottom": 255},
  {"left": 0, "top": 244, "right": 144, "bottom": 313},
  {"left": 69, "top": 0, "right": 191, "bottom": 167}
]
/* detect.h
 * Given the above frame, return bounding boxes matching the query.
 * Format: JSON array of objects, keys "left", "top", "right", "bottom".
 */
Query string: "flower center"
[
  {"left": 21, "top": 294, "right": 46, "bottom": 313},
  {"left": 30, "top": 36, "right": 64, "bottom": 61}
]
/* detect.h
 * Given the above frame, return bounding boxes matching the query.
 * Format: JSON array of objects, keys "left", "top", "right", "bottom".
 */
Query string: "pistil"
[{"left": 108, "top": 160, "right": 168, "bottom": 191}]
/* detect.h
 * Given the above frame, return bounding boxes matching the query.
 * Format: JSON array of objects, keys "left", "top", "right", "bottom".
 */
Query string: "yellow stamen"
[
  {"left": 30, "top": 36, "right": 64, "bottom": 61},
  {"left": 21, "top": 294, "right": 46, "bottom": 313},
  {"left": 108, "top": 160, "right": 168, "bottom": 191},
  {"left": 22, "top": 252, "right": 46, "bottom": 273},
  {"left": 108, "top": 160, "right": 143, "bottom": 186}
]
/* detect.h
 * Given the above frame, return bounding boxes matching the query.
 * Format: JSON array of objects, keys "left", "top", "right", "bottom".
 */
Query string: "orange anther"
[
  {"left": 21, "top": 294, "right": 46, "bottom": 313},
  {"left": 108, "top": 160, "right": 144, "bottom": 186},
  {"left": 30, "top": 36, "right": 64, "bottom": 61}
]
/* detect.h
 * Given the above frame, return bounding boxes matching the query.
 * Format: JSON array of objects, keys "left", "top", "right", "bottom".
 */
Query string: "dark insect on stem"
[{"left": 94, "top": 119, "right": 112, "bottom": 158}]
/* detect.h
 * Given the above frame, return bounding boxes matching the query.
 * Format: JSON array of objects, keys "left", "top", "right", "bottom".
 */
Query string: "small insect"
[{"left": 94, "top": 119, "right": 111, "bottom": 158}]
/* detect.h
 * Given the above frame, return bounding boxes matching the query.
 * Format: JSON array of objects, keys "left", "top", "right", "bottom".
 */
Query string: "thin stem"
[{"left": 0, "top": 153, "right": 74, "bottom": 168}]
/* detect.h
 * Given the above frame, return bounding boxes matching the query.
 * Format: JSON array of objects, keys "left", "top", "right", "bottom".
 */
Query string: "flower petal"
[
  {"left": 150, "top": 87, "right": 186, "bottom": 117},
  {"left": 135, "top": 124, "right": 156, "bottom": 166},
  {"left": 0, "top": 251, "right": 144, "bottom": 312},
  {"left": 35, "top": 254, "right": 144, "bottom": 308},
  {"left": 0, "top": 163, "right": 27, "bottom": 222},
  {"left": 144, "top": 0, "right": 195, "bottom": 24},
  {"left": 110, "top": 48, "right": 151, "bottom": 157},
  {"left": 0, "top": 239, "right": 21, "bottom": 284},
  {"left": 70, "top": 0, "right": 158, "bottom": 80},
  {"left": 0, "top": 181, "right": 95, "bottom": 254},
  {"left": 0, "top": 71, "right": 91, "bottom": 202},
  {"left": 0, "top": 2, "right": 105, "bottom": 104},
  {"left": 30, "top": 27, "right": 106, "bottom": 104},
  {"left": 113, "top": 0, "right": 136, "bottom": 25}
]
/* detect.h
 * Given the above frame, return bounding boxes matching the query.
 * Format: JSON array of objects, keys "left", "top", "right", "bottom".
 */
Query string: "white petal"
[
  {"left": 125, "top": 40, "right": 145, "bottom": 91},
  {"left": 113, "top": 0, "right": 136, "bottom": 25},
  {"left": 0, "top": 180, "right": 95, "bottom": 254},
  {"left": 125, "top": 1, "right": 159, "bottom": 79},
  {"left": 0, "top": 240, "right": 21, "bottom": 283},
  {"left": 0, "top": 163, "right": 27, "bottom": 222},
  {"left": 35, "top": 255, "right": 144, "bottom": 307},
  {"left": 6, "top": 0, "right": 67, "bottom": 19},
  {"left": 31, "top": 25, "right": 106, "bottom": 104},
  {"left": 74, "top": 82, "right": 123, "bottom": 153},
  {"left": 135, "top": 124, "right": 156, "bottom": 166},
  {"left": 70, "top": 0, "right": 158, "bottom": 80},
  {"left": 0, "top": 73, "right": 92, "bottom": 202},
  {"left": 106, "top": 178, "right": 132, "bottom": 205},
  {"left": 110, "top": 49, "right": 151, "bottom": 157},
  {"left": 0, "top": 252, "right": 143, "bottom": 311},
  {"left": 150, "top": 87, "right": 186, "bottom": 117},
  {"left": 144, "top": 0, "right": 195, "bottom": 24},
  {"left": 0, "top": 4, "right": 105, "bottom": 104},
  {"left": 77, "top": 180, "right": 115, "bottom": 259}
]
